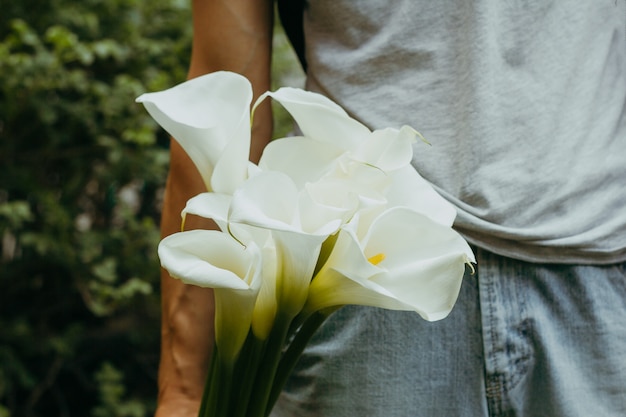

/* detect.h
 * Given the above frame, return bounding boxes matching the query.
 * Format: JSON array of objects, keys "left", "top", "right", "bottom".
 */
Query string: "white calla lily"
[
  {"left": 351, "top": 125, "right": 417, "bottom": 172},
  {"left": 181, "top": 192, "right": 232, "bottom": 231},
  {"left": 158, "top": 230, "right": 263, "bottom": 361},
  {"left": 386, "top": 165, "right": 457, "bottom": 227},
  {"left": 136, "top": 71, "right": 252, "bottom": 194},
  {"left": 228, "top": 170, "right": 341, "bottom": 236},
  {"left": 250, "top": 238, "right": 278, "bottom": 340},
  {"left": 298, "top": 178, "right": 361, "bottom": 229},
  {"left": 305, "top": 207, "right": 475, "bottom": 321},
  {"left": 260, "top": 136, "right": 392, "bottom": 218},
  {"left": 271, "top": 230, "right": 328, "bottom": 317},
  {"left": 257, "top": 87, "right": 371, "bottom": 150},
  {"left": 259, "top": 89, "right": 420, "bottom": 173},
  {"left": 228, "top": 171, "right": 341, "bottom": 316},
  {"left": 258, "top": 136, "right": 345, "bottom": 189},
  {"left": 329, "top": 157, "right": 391, "bottom": 196}
]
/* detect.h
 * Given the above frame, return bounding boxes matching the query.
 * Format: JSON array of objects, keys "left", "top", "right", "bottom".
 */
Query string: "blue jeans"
[{"left": 273, "top": 248, "right": 626, "bottom": 416}]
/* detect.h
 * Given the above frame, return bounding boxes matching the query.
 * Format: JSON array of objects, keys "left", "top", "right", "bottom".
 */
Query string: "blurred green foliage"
[
  {"left": 0, "top": 0, "right": 303, "bottom": 416},
  {"left": 0, "top": 0, "right": 187, "bottom": 415}
]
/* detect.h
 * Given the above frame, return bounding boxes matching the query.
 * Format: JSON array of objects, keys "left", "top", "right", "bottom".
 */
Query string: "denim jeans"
[{"left": 272, "top": 247, "right": 626, "bottom": 416}]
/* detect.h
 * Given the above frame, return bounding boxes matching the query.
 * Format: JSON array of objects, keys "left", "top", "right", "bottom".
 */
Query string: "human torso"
[{"left": 303, "top": 0, "right": 626, "bottom": 263}]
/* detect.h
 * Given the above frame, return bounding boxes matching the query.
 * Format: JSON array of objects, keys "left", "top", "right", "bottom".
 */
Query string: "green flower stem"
[
  {"left": 264, "top": 308, "right": 338, "bottom": 416},
  {"left": 197, "top": 308, "right": 338, "bottom": 417},
  {"left": 245, "top": 313, "right": 293, "bottom": 417},
  {"left": 231, "top": 332, "right": 267, "bottom": 417},
  {"left": 198, "top": 345, "right": 235, "bottom": 417},
  {"left": 198, "top": 345, "right": 217, "bottom": 417},
  {"left": 218, "top": 361, "right": 236, "bottom": 416}
]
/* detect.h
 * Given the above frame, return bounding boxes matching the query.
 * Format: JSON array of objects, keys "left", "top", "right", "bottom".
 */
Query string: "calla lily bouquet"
[{"left": 137, "top": 71, "right": 474, "bottom": 417}]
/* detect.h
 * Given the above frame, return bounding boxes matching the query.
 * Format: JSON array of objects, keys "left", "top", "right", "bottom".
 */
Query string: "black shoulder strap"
[{"left": 276, "top": 0, "right": 307, "bottom": 72}]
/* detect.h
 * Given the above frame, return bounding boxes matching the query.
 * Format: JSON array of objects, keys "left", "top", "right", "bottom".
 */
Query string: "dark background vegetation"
[{"left": 0, "top": 0, "right": 303, "bottom": 415}]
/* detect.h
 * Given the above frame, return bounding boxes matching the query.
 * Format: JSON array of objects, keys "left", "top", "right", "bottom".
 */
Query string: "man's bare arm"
[{"left": 155, "top": 1, "right": 273, "bottom": 416}]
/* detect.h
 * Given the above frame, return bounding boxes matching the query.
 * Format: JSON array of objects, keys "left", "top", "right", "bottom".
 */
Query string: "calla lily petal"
[
  {"left": 272, "top": 229, "right": 326, "bottom": 317},
  {"left": 306, "top": 207, "right": 474, "bottom": 321},
  {"left": 214, "top": 287, "right": 257, "bottom": 362},
  {"left": 229, "top": 171, "right": 300, "bottom": 232},
  {"left": 228, "top": 170, "right": 341, "bottom": 236},
  {"left": 386, "top": 165, "right": 457, "bottom": 226},
  {"left": 251, "top": 238, "right": 278, "bottom": 340},
  {"left": 360, "top": 208, "right": 474, "bottom": 320},
  {"left": 136, "top": 71, "right": 252, "bottom": 194},
  {"left": 259, "top": 87, "right": 371, "bottom": 150},
  {"left": 351, "top": 125, "right": 417, "bottom": 172},
  {"left": 228, "top": 171, "right": 339, "bottom": 317},
  {"left": 158, "top": 230, "right": 258, "bottom": 289},
  {"left": 259, "top": 136, "right": 344, "bottom": 189},
  {"left": 158, "top": 230, "right": 263, "bottom": 361},
  {"left": 181, "top": 192, "right": 232, "bottom": 231},
  {"left": 330, "top": 158, "right": 392, "bottom": 197},
  {"left": 298, "top": 179, "right": 361, "bottom": 231}
]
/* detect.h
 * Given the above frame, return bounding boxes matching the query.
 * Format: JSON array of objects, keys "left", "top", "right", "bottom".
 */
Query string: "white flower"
[
  {"left": 258, "top": 89, "right": 415, "bottom": 175},
  {"left": 136, "top": 71, "right": 253, "bottom": 194},
  {"left": 305, "top": 207, "right": 475, "bottom": 321},
  {"left": 259, "top": 87, "right": 456, "bottom": 226},
  {"left": 158, "top": 230, "right": 263, "bottom": 361},
  {"left": 228, "top": 171, "right": 341, "bottom": 317},
  {"left": 256, "top": 87, "right": 370, "bottom": 150}
]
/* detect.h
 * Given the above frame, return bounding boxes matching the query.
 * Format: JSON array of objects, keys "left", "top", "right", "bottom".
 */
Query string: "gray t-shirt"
[{"left": 302, "top": 0, "right": 626, "bottom": 264}]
